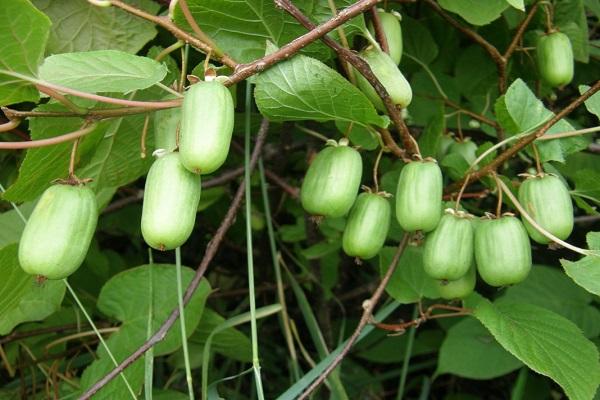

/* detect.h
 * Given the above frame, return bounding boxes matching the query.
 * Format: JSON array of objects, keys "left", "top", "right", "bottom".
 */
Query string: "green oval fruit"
[
  {"left": 342, "top": 192, "right": 391, "bottom": 259},
  {"left": 301, "top": 143, "right": 363, "bottom": 218},
  {"left": 356, "top": 46, "right": 412, "bottom": 112},
  {"left": 474, "top": 216, "right": 531, "bottom": 287},
  {"left": 18, "top": 184, "right": 98, "bottom": 279},
  {"left": 179, "top": 80, "right": 234, "bottom": 174},
  {"left": 437, "top": 134, "right": 455, "bottom": 160},
  {"left": 537, "top": 31, "right": 574, "bottom": 87},
  {"left": 368, "top": 10, "right": 403, "bottom": 64},
  {"left": 423, "top": 211, "right": 474, "bottom": 280},
  {"left": 436, "top": 265, "right": 476, "bottom": 300},
  {"left": 518, "top": 174, "right": 573, "bottom": 244},
  {"left": 448, "top": 138, "right": 477, "bottom": 165},
  {"left": 141, "top": 152, "right": 202, "bottom": 250},
  {"left": 395, "top": 160, "right": 443, "bottom": 232}
]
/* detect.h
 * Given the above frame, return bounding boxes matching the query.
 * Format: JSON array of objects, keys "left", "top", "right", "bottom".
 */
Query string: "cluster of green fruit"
[
  {"left": 301, "top": 140, "right": 574, "bottom": 300},
  {"left": 18, "top": 80, "right": 234, "bottom": 279}
]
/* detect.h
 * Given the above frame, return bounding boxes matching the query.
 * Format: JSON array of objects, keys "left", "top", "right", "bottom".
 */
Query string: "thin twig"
[
  {"left": 298, "top": 234, "right": 410, "bottom": 398},
  {"left": 0, "top": 123, "right": 97, "bottom": 149},
  {"left": 504, "top": 2, "right": 540, "bottom": 61},
  {"left": 0, "top": 117, "right": 22, "bottom": 133},
  {"left": 276, "top": 0, "right": 419, "bottom": 155},
  {"left": 79, "top": 119, "right": 270, "bottom": 399}
]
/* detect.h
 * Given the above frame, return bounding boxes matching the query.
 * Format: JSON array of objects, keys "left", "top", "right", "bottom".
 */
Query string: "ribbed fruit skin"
[
  {"left": 355, "top": 47, "right": 412, "bottom": 111},
  {"left": 300, "top": 145, "right": 363, "bottom": 218},
  {"left": 437, "top": 265, "right": 476, "bottom": 300},
  {"left": 368, "top": 11, "right": 402, "bottom": 64},
  {"left": 537, "top": 32, "right": 574, "bottom": 87},
  {"left": 342, "top": 193, "right": 391, "bottom": 259},
  {"left": 141, "top": 152, "right": 202, "bottom": 250},
  {"left": 18, "top": 184, "right": 98, "bottom": 279},
  {"left": 423, "top": 213, "right": 474, "bottom": 280},
  {"left": 179, "top": 80, "right": 234, "bottom": 174},
  {"left": 395, "top": 160, "right": 443, "bottom": 232},
  {"left": 518, "top": 174, "right": 574, "bottom": 244},
  {"left": 474, "top": 216, "right": 532, "bottom": 287}
]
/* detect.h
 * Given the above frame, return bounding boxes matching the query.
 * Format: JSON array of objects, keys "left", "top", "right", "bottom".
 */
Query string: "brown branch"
[
  {"left": 79, "top": 119, "right": 269, "bottom": 399},
  {"left": 0, "top": 123, "right": 97, "bottom": 150},
  {"left": 298, "top": 234, "right": 410, "bottom": 399},
  {"left": 264, "top": 169, "right": 300, "bottom": 198},
  {"left": 0, "top": 323, "right": 110, "bottom": 346},
  {"left": 370, "top": 7, "right": 389, "bottom": 54},
  {"left": 108, "top": 0, "right": 237, "bottom": 68},
  {"left": 275, "top": 0, "right": 419, "bottom": 156},
  {"left": 380, "top": 128, "right": 409, "bottom": 161},
  {"left": 446, "top": 80, "right": 600, "bottom": 193},
  {"left": 1, "top": 106, "right": 160, "bottom": 121}
]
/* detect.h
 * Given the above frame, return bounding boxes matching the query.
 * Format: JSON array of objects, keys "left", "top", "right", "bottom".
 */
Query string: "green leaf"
[
  {"left": 571, "top": 170, "right": 600, "bottom": 206},
  {"left": 418, "top": 113, "right": 445, "bottom": 158},
  {"left": 254, "top": 54, "right": 387, "bottom": 128},
  {"left": 580, "top": 84, "right": 600, "bottom": 119},
  {"left": 473, "top": 297, "right": 600, "bottom": 400},
  {"left": 2, "top": 103, "right": 109, "bottom": 202},
  {"left": 173, "top": 0, "right": 365, "bottom": 64},
  {"left": 438, "top": 0, "right": 509, "bottom": 25},
  {"left": 301, "top": 240, "right": 341, "bottom": 260},
  {"left": 336, "top": 120, "right": 379, "bottom": 150},
  {"left": 357, "top": 329, "right": 442, "bottom": 364},
  {"left": 505, "top": 0, "right": 525, "bottom": 11},
  {"left": 77, "top": 112, "right": 154, "bottom": 194},
  {"left": 0, "top": 244, "right": 65, "bottom": 335},
  {"left": 189, "top": 308, "right": 252, "bottom": 363},
  {"left": 0, "top": 0, "right": 50, "bottom": 106},
  {"left": 402, "top": 17, "right": 439, "bottom": 64},
  {"left": 379, "top": 245, "right": 439, "bottom": 304},
  {"left": 497, "top": 79, "right": 589, "bottom": 162},
  {"left": 562, "top": 232, "right": 600, "bottom": 296},
  {"left": 0, "top": 203, "right": 34, "bottom": 247},
  {"left": 80, "top": 264, "right": 211, "bottom": 399},
  {"left": 198, "top": 187, "right": 227, "bottom": 211},
  {"left": 32, "top": 0, "right": 159, "bottom": 55},
  {"left": 554, "top": 0, "right": 589, "bottom": 62},
  {"left": 502, "top": 265, "right": 600, "bottom": 338},
  {"left": 437, "top": 317, "right": 522, "bottom": 379},
  {"left": 38, "top": 51, "right": 167, "bottom": 93}
]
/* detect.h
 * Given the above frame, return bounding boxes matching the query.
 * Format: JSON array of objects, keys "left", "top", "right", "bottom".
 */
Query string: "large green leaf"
[
  {"left": 402, "top": 17, "right": 439, "bottom": 65},
  {"left": 438, "top": 0, "right": 509, "bottom": 25},
  {"left": 172, "top": 0, "right": 365, "bottom": 64},
  {"left": 255, "top": 54, "right": 387, "bottom": 128},
  {"left": 32, "top": 0, "right": 159, "bottom": 55},
  {"left": 562, "top": 232, "right": 600, "bottom": 296},
  {"left": 502, "top": 265, "right": 600, "bottom": 338},
  {"left": 2, "top": 103, "right": 109, "bottom": 202},
  {"left": 554, "top": 0, "right": 589, "bottom": 62},
  {"left": 437, "top": 317, "right": 522, "bottom": 379},
  {"left": 80, "top": 264, "right": 211, "bottom": 399},
  {"left": 0, "top": 244, "right": 65, "bottom": 335},
  {"left": 0, "top": 203, "right": 34, "bottom": 247},
  {"left": 38, "top": 50, "right": 167, "bottom": 93},
  {"left": 77, "top": 112, "right": 154, "bottom": 193},
  {"left": 379, "top": 245, "right": 439, "bottom": 304},
  {"left": 495, "top": 79, "right": 589, "bottom": 162},
  {"left": 473, "top": 296, "right": 600, "bottom": 400},
  {"left": 0, "top": 0, "right": 50, "bottom": 106}
]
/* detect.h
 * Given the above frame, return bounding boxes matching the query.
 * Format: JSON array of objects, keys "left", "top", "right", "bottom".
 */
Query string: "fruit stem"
[
  {"left": 531, "top": 143, "right": 543, "bottom": 174},
  {"left": 541, "top": 2, "right": 555, "bottom": 33},
  {"left": 140, "top": 114, "right": 151, "bottom": 159},
  {"left": 454, "top": 174, "right": 471, "bottom": 211},
  {"left": 493, "top": 173, "right": 503, "bottom": 218},
  {"left": 68, "top": 137, "right": 82, "bottom": 180},
  {"left": 372, "top": 147, "right": 384, "bottom": 192}
]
